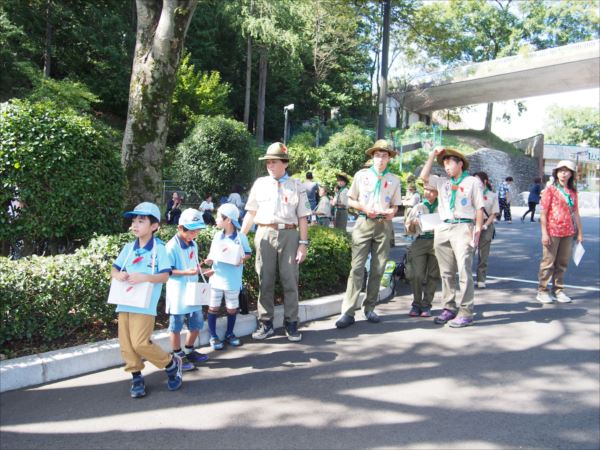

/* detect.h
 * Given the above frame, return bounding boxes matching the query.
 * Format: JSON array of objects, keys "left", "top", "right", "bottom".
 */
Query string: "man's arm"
[
  {"left": 296, "top": 216, "right": 309, "bottom": 264},
  {"left": 420, "top": 147, "right": 444, "bottom": 184},
  {"left": 240, "top": 210, "right": 256, "bottom": 235}
]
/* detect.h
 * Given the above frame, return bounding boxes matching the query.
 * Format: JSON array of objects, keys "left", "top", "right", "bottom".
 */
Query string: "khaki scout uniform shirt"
[
  {"left": 348, "top": 169, "right": 402, "bottom": 210},
  {"left": 245, "top": 175, "right": 311, "bottom": 224},
  {"left": 405, "top": 202, "right": 438, "bottom": 236},
  {"left": 315, "top": 196, "right": 332, "bottom": 218},
  {"left": 333, "top": 187, "right": 349, "bottom": 208},
  {"left": 482, "top": 190, "right": 500, "bottom": 217},
  {"left": 429, "top": 174, "right": 485, "bottom": 221}
]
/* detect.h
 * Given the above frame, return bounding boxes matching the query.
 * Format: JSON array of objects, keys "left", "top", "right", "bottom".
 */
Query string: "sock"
[
  {"left": 165, "top": 359, "right": 174, "bottom": 371},
  {"left": 132, "top": 371, "right": 142, "bottom": 378},
  {"left": 226, "top": 313, "right": 236, "bottom": 337},
  {"left": 184, "top": 345, "right": 194, "bottom": 355},
  {"left": 207, "top": 312, "right": 218, "bottom": 338},
  {"left": 173, "top": 348, "right": 182, "bottom": 354}
]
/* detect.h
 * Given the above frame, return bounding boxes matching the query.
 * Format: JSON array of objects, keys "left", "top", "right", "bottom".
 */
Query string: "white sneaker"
[
  {"left": 477, "top": 281, "right": 486, "bottom": 289},
  {"left": 554, "top": 291, "right": 572, "bottom": 303},
  {"left": 536, "top": 291, "right": 554, "bottom": 304}
]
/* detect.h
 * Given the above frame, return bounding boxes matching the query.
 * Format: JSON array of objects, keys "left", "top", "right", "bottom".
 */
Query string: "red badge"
[
  {"left": 460, "top": 187, "right": 464, "bottom": 192},
  {"left": 132, "top": 256, "right": 143, "bottom": 264},
  {"left": 189, "top": 251, "right": 194, "bottom": 260},
  {"left": 484, "top": 196, "right": 488, "bottom": 201},
  {"left": 384, "top": 181, "right": 388, "bottom": 189},
  {"left": 451, "top": 185, "right": 459, "bottom": 191},
  {"left": 284, "top": 196, "right": 288, "bottom": 203},
  {"left": 126, "top": 286, "right": 134, "bottom": 292}
]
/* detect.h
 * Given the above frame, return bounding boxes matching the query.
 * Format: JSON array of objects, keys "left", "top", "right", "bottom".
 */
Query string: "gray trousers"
[
  {"left": 476, "top": 224, "right": 495, "bottom": 283},
  {"left": 406, "top": 237, "right": 440, "bottom": 308},
  {"left": 254, "top": 226, "right": 299, "bottom": 323}
]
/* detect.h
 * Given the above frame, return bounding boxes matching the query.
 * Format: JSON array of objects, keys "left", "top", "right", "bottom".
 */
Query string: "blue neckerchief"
[{"left": 273, "top": 172, "right": 290, "bottom": 183}]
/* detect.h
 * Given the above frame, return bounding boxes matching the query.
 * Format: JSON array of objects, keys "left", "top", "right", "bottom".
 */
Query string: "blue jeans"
[{"left": 168, "top": 311, "right": 204, "bottom": 333}]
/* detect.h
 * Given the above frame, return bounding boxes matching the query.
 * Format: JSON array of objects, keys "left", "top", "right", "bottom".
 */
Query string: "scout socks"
[
  {"left": 226, "top": 313, "right": 236, "bottom": 337},
  {"left": 207, "top": 312, "right": 218, "bottom": 338},
  {"left": 184, "top": 345, "right": 194, "bottom": 355}
]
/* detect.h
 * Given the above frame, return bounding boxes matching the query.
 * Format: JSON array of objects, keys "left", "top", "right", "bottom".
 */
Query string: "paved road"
[{"left": 1, "top": 210, "right": 598, "bottom": 450}]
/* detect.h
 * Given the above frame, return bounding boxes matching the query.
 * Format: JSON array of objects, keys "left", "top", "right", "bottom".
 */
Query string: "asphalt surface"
[{"left": 1, "top": 208, "right": 599, "bottom": 450}]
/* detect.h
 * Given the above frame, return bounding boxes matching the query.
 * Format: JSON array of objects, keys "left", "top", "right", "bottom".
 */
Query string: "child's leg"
[
  {"left": 118, "top": 312, "right": 145, "bottom": 373},
  {"left": 224, "top": 290, "right": 241, "bottom": 346},
  {"left": 208, "top": 288, "right": 223, "bottom": 338},
  {"left": 169, "top": 314, "right": 184, "bottom": 352},
  {"left": 129, "top": 313, "right": 172, "bottom": 369},
  {"left": 183, "top": 311, "right": 209, "bottom": 364}
]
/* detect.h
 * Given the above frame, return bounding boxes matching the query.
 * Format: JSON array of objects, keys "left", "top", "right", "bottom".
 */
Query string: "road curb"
[{"left": 0, "top": 287, "right": 391, "bottom": 393}]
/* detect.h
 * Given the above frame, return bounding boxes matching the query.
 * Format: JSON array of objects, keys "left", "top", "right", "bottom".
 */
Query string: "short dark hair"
[
  {"left": 534, "top": 177, "right": 542, "bottom": 184},
  {"left": 306, "top": 171, "right": 313, "bottom": 179},
  {"left": 132, "top": 214, "right": 159, "bottom": 233},
  {"left": 505, "top": 177, "right": 513, "bottom": 182},
  {"left": 443, "top": 155, "right": 463, "bottom": 166}
]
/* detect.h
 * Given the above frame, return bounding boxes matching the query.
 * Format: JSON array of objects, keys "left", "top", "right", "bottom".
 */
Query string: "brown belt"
[{"left": 258, "top": 223, "right": 297, "bottom": 230}]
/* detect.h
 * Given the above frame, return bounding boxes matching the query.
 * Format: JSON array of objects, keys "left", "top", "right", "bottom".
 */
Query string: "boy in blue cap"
[
  {"left": 205, "top": 203, "right": 252, "bottom": 349},
  {"left": 165, "top": 208, "right": 210, "bottom": 371},
  {"left": 111, "top": 202, "right": 182, "bottom": 398}
]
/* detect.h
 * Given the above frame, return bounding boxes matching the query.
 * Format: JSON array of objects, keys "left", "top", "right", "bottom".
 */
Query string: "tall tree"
[
  {"left": 544, "top": 106, "right": 600, "bottom": 148},
  {"left": 121, "top": 0, "right": 197, "bottom": 206}
]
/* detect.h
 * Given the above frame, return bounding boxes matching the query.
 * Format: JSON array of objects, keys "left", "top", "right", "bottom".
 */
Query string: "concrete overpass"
[{"left": 392, "top": 39, "right": 600, "bottom": 114}]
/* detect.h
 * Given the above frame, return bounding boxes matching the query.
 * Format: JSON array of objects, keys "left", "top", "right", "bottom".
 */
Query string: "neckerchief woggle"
[
  {"left": 369, "top": 166, "right": 390, "bottom": 201},
  {"left": 555, "top": 183, "right": 574, "bottom": 208},
  {"left": 423, "top": 198, "right": 438, "bottom": 214},
  {"left": 450, "top": 171, "right": 469, "bottom": 211}
]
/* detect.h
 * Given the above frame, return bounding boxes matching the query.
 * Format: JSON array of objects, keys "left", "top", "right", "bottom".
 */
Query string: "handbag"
[
  {"left": 238, "top": 285, "right": 249, "bottom": 315},
  {"left": 107, "top": 241, "right": 156, "bottom": 308},
  {"left": 173, "top": 240, "right": 211, "bottom": 306}
]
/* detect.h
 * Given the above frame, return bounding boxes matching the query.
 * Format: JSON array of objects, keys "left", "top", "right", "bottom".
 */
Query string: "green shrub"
[
  {"left": 0, "top": 224, "right": 350, "bottom": 353},
  {"left": 174, "top": 116, "right": 255, "bottom": 198},
  {"left": 287, "top": 142, "right": 323, "bottom": 175},
  {"left": 322, "top": 124, "right": 373, "bottom": 176},
  {"left": 0, "top": 99, "right": 125, "bottom": 255}
]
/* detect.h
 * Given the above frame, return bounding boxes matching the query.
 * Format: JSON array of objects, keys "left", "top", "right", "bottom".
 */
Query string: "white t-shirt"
[{"left": 199, "top": 201, "right": 214, "bottom": 212}]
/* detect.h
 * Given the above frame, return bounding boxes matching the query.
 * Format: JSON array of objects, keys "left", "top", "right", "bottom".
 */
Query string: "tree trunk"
[
  {"left": 484, "top": 102, "right": 494, "bottom": 132},
  {"left": 121, "top": 0, "right": 198, "bottom": 207},
  {"left": 243, "top": 34, "right": 252, "bottom": 129},
  {"left": 43, "top": 0, "right": 52, "bottom": 77},
  {"left": 376, "top": 0, "right": 391, "bottom": 139},
  {"left": 255, "top": 45, "right": 267, "bottom": 146}
]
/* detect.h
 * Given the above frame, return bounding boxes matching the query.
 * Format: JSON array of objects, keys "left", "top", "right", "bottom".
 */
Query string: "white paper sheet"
[
  {"left": 572, "top": 241, "right": 585, "bottom": 266},
  {"left": 207, "top": 238, "right": 244, "bottom": 265},
  {"left": 419, "top": 213, "right": 442, "bottom": 232}
]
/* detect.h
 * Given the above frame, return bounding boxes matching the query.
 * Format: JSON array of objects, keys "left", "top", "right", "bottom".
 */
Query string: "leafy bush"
[
  {"left": 322, "top": 124, "right": 373, "bottom": 176},
  {"left": 0, "top": 224, "right": 350, "bottom": 354},
  {"left": 287, "top": 142, "right": 323, "bottom": 175},
  {"left": 174, "top": 115, "right": 255, "bottom": 198},
  {"left": 0, "top": 99, "right": 125, "bottom": 255}
]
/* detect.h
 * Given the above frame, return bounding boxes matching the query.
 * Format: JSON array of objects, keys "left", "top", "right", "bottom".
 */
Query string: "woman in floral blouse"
[{"left": 537, "top": 160, "right": 584, "bottom": 304}]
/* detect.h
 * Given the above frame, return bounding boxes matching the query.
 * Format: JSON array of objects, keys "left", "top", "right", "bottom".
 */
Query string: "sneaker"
[
  {"left": 166, "top": 354, "right": 183, "bottom": 391},
  {"left": 225, "top": 334, "right": 242, "bottom": 346},
  {"left": 420, "top": 307, "right": 432, "bottom": 318},
  {"left": 448, "top": 316, "right": 474, "bottom": 328},
  {"left": 210, "top": 337, "right": 224, "bottom": 350},
  {"left": 130, "top": 375, "right": 146, "bottom": 398},
  {"left": 408, "top": 306, "right": 421, "bottom": 317},
  {"left": 433, "top": 309, "right": 456, "bottom": 325},
  {"left": 364, "top": 309, "right": 381, "bottom": 323},
  {"left": 284, "top": 321, "right": 302, "bottom": 342},
  {"left": 252, "top": 321, "right": 274, "bottom": 340},
  {"left": 554, "top": 291, "right": 572, "bottom": 303},
  {"left": 536, "top": 291, "right": 554, "bottom": 304},
  {"left": 175, "top": 351, "right": 196, "bottom": 372},
  {"left": 185, "top": 350, "right": 209, "bottom": 364},
  {"left": 335, "top": 314, "right": 355, "bottom": 329},
  {"left": 477, "top": 281, "right": 486, "bottom": 289}
]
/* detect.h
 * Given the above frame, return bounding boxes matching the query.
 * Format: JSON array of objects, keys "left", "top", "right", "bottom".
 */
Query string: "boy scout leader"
[
  {"left": 420, "top": 147, "right": 485, "bottom": 328},
  {"left": 335, "top": 139, "right": 402, "bottom": 329},
  {"left": 240, "top": 142, "right": 311, "bottom": 342}
]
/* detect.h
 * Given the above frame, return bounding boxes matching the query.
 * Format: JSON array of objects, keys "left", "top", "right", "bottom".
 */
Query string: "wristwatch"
[{"left": 298, "top": 239, "right": 310, "bottom": 246}]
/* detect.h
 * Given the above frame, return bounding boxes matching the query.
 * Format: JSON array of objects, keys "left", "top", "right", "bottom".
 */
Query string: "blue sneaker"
[
  {"left": 130, "top": 375, "right": 146, "bottom": 398},
  {"left": 185, "top": 350, "right": 209, "bottom": 364},
  {"left": 210, "top": 336, "right": 224, "bottom": 350},
  {"left": 448, "top": 316, "right": 474, "bottom": 328},
  {"left": 175, "top": 351, "right": 196, "bottom": 372},
  {"left": 364, "top": 310, "right": 381, "bottom": 323},
  {"left": 433, "top": 309, "right": 456, "bottom": 325},
  {"left": 166, "top": 354, "right": 183, "bottom": 391},
  {"left": 335, "top": 314, "right": 355, "bottom": 329},
  {"left": 225, "top": 334, "right": 242, "bottom": 347}
]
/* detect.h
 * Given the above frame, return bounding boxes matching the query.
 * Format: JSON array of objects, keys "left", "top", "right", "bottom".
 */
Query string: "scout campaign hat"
[
  {"left": 179, "top": 208, "right": 206, "bottom": 230},
  {"left": 259, "top": 142, "right": 289, "bottom": 160},
  {"left": 366, "top": 139, "right": 398, "bottom": 157},
  {"left": 124, "top": 202, "right": 161, "bottom": 222},
  {"left": 436, "top": 147, "right": 469, "bottom": 171},
  {"left": 555, "top": 160, "right": 576, "bottom": 173},
  {"left": 336, "top": 172, "right": 350, "bottom": 183}
]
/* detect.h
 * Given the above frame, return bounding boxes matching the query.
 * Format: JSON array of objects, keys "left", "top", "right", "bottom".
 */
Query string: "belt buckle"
[{"left": 277, "top": 223, "right": 285, "bottom": 230}]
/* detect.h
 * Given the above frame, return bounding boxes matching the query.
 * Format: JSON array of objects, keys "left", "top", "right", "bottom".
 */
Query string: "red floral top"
[{"left": 540, "top": 185, "right": 578, "bottom": 237}]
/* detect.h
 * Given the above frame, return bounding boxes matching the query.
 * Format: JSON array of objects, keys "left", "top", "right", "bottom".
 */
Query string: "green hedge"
[{"left": 0, "top": 225, "right": 351, "bottom": 353}]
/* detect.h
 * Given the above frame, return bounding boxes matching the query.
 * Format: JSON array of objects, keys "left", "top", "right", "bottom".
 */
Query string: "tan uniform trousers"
[
  {"left": 434, "top": 222, "right": 475, "bottom": 318},
  {"left": 335, "top": 209, "right": 348, "bottom": 231},
  {"left": 341, "top": 217, "right": 392, "bottom": 316},
  {"left": 406, "top": 237, "right": 440, "bottom": 309},
  {"left": 255, "top": 226, "right": 300, "bottom": 323},
  {"left": 118, "top": 312, "right": 172, "bottom": 373},
  {"left": 538, "top": 235, "right": 573, "bottom": 293},
  {"left": 476, "top": 224, "right": 495, "bottom": 283}
]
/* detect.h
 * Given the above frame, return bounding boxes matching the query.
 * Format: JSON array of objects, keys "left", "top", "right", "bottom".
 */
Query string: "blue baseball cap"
[
  {"left": 123, "top": 202, "right": 161, "bottom": 222},
  {"left": 218, "top": 203, "right": 241, "bottom": 229},
  {"left": 179, "top": 208, "right": 206, "bottom": 230}
]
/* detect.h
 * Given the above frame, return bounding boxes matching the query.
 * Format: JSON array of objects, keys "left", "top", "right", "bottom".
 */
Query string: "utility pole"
[{"left": 376, "top": 0, "right": 391, "bottom": 139}]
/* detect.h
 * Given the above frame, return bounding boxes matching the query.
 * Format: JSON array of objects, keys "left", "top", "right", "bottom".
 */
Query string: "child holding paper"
[
  {"left": 536, "top": 160, "right": 584, "bottom": 304},
  {"left": 204, "top": 203, "right": 252, "bottom": 350},
  {"left": 165, "top": 208, "right": 210, "bottom": 371},
  {"left": 110, "top": 202, "right": 182, "bottom": 398}
]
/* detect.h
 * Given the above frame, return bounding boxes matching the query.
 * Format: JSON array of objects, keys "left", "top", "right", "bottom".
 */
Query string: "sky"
[{"left": 457, "top": 87, "right": 600, "bottom": 143}]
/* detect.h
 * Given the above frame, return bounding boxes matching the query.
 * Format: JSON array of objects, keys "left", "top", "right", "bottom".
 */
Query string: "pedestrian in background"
[
  {"left": 473, "top": 172, "right": 499, "bottom": 289},
  {"left": 335, "top": 139, "right": 402, "bottom": 329},
  {"left": 332, "top": 172, "right": 349, "bottom": 231},
  {"left": 522, "top": 177, "right": 542, "bottom": 223},
  {"left": 199, "top": 194, "right": 216, "bottom": 226},
  {"left": 314, "top": 185, "right": 332, "bottom": 227},
  {"left": 498, "top": 177, "right": 513, "bottom": 223},
  {"left": 536, "top": 160, "right": 583, "bottom": 304},
  {"left": 241, "top": 142, "right": 311, "bottom": 342}
]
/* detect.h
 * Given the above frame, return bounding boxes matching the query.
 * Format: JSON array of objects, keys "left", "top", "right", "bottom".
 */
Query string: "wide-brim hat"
[
  {"left": 336, "top": 172, "right": 350, "bottom": 183},
  {"left": 179, "top": 208, "right": 206, "bottom": 230},
  {"left": 436, "top": 147, "right": 469, "bottom": 170},
  {"left": 259, "top": 142, "right": 289, "bottom": 161},
  {"left": 124, "top": 202, "right": 161, "bottom": 222},
  {"left": 555, "top": 159, "right": 576, "bottom": 173},
  {"left": 366, "top": 139, "right": 398, "bottom": 157}
]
